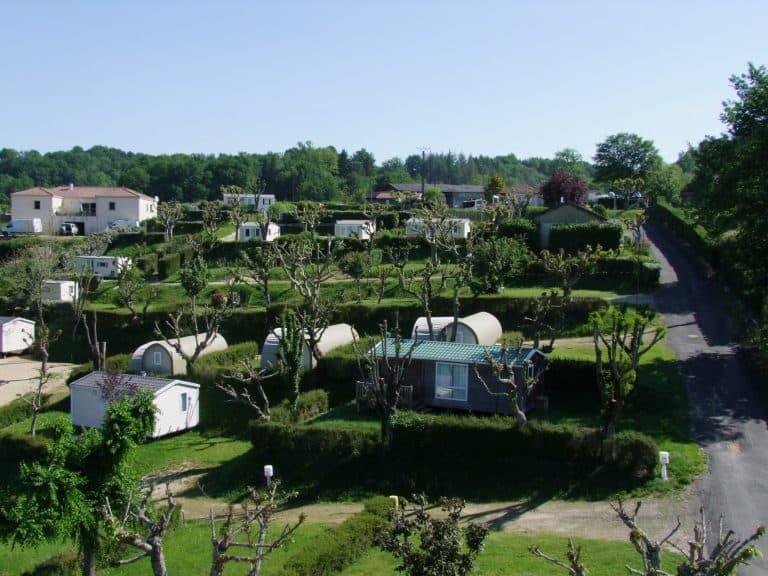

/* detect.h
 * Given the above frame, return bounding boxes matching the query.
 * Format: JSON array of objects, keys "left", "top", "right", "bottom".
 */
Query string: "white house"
[
  {"left": 0, "top": 316, "right": 35, "bottom": 355},
  {"left": 405, "top": 218, "right": 472, "bottom": 239},
  {"left": 129, "top": 333, "right": 228, "bottom": 376},
  {"left": 42, "top": 280, "right": 80, "bottom": 304},
  {"left": 69, "top": 371, "right": 200, "bottom": 438},
  {"left": 237, "top": 222, "right": 281, "bottom": 242},
  {"left": 75, "top": 255, "right": 132, "bottom": 279},
  {"left": 222, "top": 193, "right": 276, "bottom": 212},
  {"left": 334, "top": 220, "right": 375, "bottom": 240},
  {"left": 10, "top": 185, "right": 157, "bottom": 236},
  {"left": 261, "top": 323, "right": 358, "bottom": 370}
]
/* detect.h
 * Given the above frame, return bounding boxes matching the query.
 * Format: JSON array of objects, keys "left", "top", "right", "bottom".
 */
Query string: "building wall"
[
  {"left": 153, "top": 385, "right": 199, "bottom": 437},
  {"left": 142, "top": 344, "right": 174, "bottom": 375},
  {"left": 10, "top": 195, "right": 55, "bottom": 232},
  {"left": 70, "top": 385, "right": 108, "bottom": 429},
  {"left": 42, "top": 281, "right": 78, "bottom": 303},
  {"left": 0, "top": 320, "right": 35, "bottom": 353}
]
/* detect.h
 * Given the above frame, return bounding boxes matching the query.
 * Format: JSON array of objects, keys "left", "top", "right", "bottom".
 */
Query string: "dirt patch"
[{"left": 0, "top": 356, "right": 77, "bottom": 407}]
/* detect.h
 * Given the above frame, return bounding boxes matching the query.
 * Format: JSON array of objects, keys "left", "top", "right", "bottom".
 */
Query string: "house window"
[
  {"left": 245, "top": 229, "right": 250, "bottom": 237},
  {"left": 153, "top": 351, "right": 162, "bottom": 366},
  {"left": 180, "top": 392, "right": 188, "bottom": 412},
  {"left": 98, "top": 262, "right": 108, "bottom": 268},
  {"left": 526, "top": 363, "right": 535, "bottom": 380},
  {"left": 435, "top": 362, "right": 468, "bottom": 401},
  {"left": 33, "top": 200, "right": 41, "bottom": 210},
  {"left": 82, "top": 202, "right": 96, "bottom": 216},
  {"left": 109, "top": 201, "right": 116, "bottom": 210}
]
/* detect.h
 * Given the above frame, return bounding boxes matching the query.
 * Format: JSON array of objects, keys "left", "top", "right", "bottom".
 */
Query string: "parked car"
[{"left": 60, "top": 222, "right": 79, "bottom": 236}]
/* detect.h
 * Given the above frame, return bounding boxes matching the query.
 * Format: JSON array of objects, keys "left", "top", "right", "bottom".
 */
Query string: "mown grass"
[
  {"left": 0, "top": 540, "right": 72, "bottom": 576},
  {"left": 338, "top": 530, "right": 684, "bottom": 576}
]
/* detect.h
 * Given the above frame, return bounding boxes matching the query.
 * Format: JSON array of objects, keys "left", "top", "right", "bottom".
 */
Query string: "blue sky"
[{"left": 2, "top": 0, "right": 766, "bottom": 164}]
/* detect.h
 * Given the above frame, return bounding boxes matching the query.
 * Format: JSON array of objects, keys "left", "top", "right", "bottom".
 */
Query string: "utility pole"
[{"left": 417, "top": 146, "right": 430, "bottom": 198}]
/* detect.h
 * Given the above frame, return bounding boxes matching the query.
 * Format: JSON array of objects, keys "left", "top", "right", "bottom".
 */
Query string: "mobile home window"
[
  {"left": 245, "top": 229, "right": 250, "bottom": 237},
  {"left": 526, "top": 363, "right": 535, "bottom": 379},
  {"left": 435, "top": 362, "right": 468, "bottom": 401},
  {"left": 109, "top": 201, "right": 116, "bottom": 210},
  {"left": 34, "top": 200, "right": 41, "bottom": 209},
  {"left": 153, "top": 351, "right": 162, "bottom": 366},
  {"left": 180, "top": 392, "right": 188, "bottom": 412}
]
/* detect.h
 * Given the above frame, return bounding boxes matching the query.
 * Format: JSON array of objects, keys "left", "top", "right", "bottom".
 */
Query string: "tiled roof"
[
  {"left": 371, "top": 338, "right": 536, "bottom": 366},
  {"left": 12, "top": 186, "right": 155, "bottom": 201},
  {"left": 70, "top": 371, "right": 198, "bottom": 393}
]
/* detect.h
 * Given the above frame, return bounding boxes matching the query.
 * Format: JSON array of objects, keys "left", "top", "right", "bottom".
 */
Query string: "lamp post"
[{"left": 263, "top": 464, "right": 274, "bottom": 488}]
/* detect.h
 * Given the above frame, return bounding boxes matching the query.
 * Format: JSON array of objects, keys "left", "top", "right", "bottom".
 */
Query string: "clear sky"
[{"left": 2, "top": 0, "right": 766, "bottom": 164}]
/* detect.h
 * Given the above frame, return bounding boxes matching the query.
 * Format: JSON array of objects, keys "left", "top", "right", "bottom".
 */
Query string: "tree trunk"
[
  {"left": 263, "top": 275, "right": 271, "bottom": 306},
  {"left": 82, "top": 547, "right": 97, "bottom": 576},
  {"left": 149, "top": 540, "right": 168, "bottom": 576}
]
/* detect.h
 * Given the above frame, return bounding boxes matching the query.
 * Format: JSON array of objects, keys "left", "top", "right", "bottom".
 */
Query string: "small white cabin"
[
  {"left": 75, "top": 255, "right": 132, "bottom": 279},
  {"left": 405, "top": 218, "right": 472, "bottom": 239},
  {"left": 261, "top": 323, "right": 358, "bottom": 370},
  {"left": 237, "top": 222, "right": 280, "bottom": 242},
  {"left": 129, "top": 333, "right": 228, "bottom": 376},
  {"left": 334, "top": 220, "right": 375, "bottom": 240},
  {"left": 222, "top": 193, "right": 276, "bottom": 212},
  {"left": 0, "top": 316, "right": 35, "bottom": 355},
  {"left": 42, "top": 280, "right": 80, "bottom": 304},
  {"left": 69, "top": 371, "right": 200, "bottom": 438}
]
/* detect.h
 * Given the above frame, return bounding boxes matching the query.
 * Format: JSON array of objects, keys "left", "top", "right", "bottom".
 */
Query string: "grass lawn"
[
  {"left": 0, "top": 540, "right": 72, "bottom": 576},
  {"left": 338, "top": 531, "right": 683, "bottom": 576}
]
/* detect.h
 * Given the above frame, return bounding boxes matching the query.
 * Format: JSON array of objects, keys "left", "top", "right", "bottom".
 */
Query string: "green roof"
[{"left": 371, "top": 339, "right": 539, "bottom": 366}]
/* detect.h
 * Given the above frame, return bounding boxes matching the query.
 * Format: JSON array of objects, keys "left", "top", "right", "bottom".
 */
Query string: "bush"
[
  {"left": 605, "top": 431, "right": 659, "bottom": 477},
  {"left": 157, "top": 252, "right": 181, "bottom": 279},
  {"left": 250, "top": 422, "right": 381, "bottom": 457},
  {"left": 270, "top": 389, "right": 330, "bottom": 423},
  {"left": 276, "top": 496, "right": 393, "bottom": 576},
  {"left": 0, "top": 397, "right": 34, "bottom": 428},
  {"left": 498, "top": 218, "right": 538, "bottom": 249},
  {"left": 548, "top": 221, "right": 623, "bottom": 252},
  {"left": 135, "top": 253, "right": 159, "bottom": 276},
  {"left": 21, "top": 553, "right": 80, "bottom": 576}
]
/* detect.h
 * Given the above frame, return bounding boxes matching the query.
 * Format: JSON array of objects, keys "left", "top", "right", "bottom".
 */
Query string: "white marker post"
[
  {"left": 264, "top": 464, "right": 274, "bottom": 487},
  {"left": 659, "top": 451, "right": 670, "bottom": 481}
]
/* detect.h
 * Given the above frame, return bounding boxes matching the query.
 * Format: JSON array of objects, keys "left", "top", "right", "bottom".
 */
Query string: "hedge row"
[
  {"left": 549, "top": 222, "right": 623, "bottom": 252},
  {"left": 276, "top": 496, "right": 394, "bottom": 576},
  {"left": 251, "top": 421, "right": 381, "bottom": 457},
  {"left": 498, "top": 218, "right": 538, "bottom": 249},
  {"left": 649, "top": 202, "right": 713, "bottom": 262}
]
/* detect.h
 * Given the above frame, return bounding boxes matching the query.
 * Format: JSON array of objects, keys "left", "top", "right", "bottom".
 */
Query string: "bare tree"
[
  {"left": 523, "top": 289, "right": 566, "bottom": 351},
  {"left": 216, "top": 358, "right": 281, "bottom": 422},
  {"left": 473, "top": 342, "right": 534, "bottom": 427},
  {"left": 98, "top": 371, "right": 139, "bottom": 402},
  {"left": 103, "top": 486, "right": 177, "bottom": 576},
  {"left": 240, "top": 245, "right": 276, "bottom": 306},
  {"left": 505, "top": 184, "right": 537, "bottom": 219},
  {"left": 209, "top": 482, "right": 304, "bottom": 576},
  {"left": 221, "top": 185, "right": 249, "bottom": 240},
  {"left": 273, "top": 238, "right": 341, "bottom": 363},
  {"left": 529, "top": 538, "right": 588, "bottom": 576},
  {"left": 540, "top": 245, "right": 603, "bottom": 302},
  {"left": 157, "top": 201, "right": 183, "bottom": 242},
  {"left": 116, "top": 265, "right": 157, "bottom": 326},
  {"left": 384, "top": 243, "right": 411, "bottom": 292},
  {"left": 360, "top": 203, "right": 390, "bottom": 265},
  {"left": 431, "top": 220, "right": 474, "bottom": 342},
  {"left": 592, "top": 306, "right": 665, "bottom": 438},
  {"left": 352, "top": 320, "right": 414, "bottom": 444},
  {"left": 201, "top": 200, "right": 224, "bottom": 251},
  {"left": 296, "top": 202, "right": 327, "bottom": 242},
  {"left": 374, "top": 264, "right": 394, "bottom": 304}
]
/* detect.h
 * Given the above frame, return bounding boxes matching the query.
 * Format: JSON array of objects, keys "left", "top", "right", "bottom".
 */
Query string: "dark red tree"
[{"left": 541, "top": 170, "right": 588, "bottom": 207}]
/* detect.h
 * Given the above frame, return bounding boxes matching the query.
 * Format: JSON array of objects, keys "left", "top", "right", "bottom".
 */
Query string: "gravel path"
[{"left": 0, "top": 356, "right": 77, "bottom": 407}]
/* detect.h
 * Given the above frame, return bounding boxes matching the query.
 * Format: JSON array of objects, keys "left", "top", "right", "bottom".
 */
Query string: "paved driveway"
[
  {"left": 646, "top": 223, "right": 768, "bottom": 574},
  {"left": 0, "top": 356, "right": 77, "bottom": 407}
]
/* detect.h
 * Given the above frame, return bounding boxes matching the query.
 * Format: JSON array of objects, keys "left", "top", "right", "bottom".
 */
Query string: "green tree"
[
  {"left": 594, "top": 133, "right": 662, "bottom": 183},
  {"left": 470, "top": 236, "right": 531, "bottom": 295},
  {"left": 156, "top": 201, "right": 183, "bottom": 242},
  {"left": 0, "top": 390, "right": 157, "bottom": 576},
  {"left": 276, "top": 309, "right": 306, "bottom": 410},
  {"left": 484, "top": 174, "right": 506, "bottom": 203},
  {"left": 339, "top": 250, "right": 370, "bottom": 302},
  {"left": 377, "top": 494, "right": 488, "bottom": 576}
]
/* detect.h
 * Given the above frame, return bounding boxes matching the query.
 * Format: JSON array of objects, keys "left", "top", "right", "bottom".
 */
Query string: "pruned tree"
[
  {"left": 157, "top": 201, "right": 183, "bottom": 242},
  {"left": 469, "top": 236, "right": 531, "bottom": 296},
  {"left": 217, "top": 358, "right": 280, "bottom": 422},
  {"left": 541, "top": 169, "right": 589, "bottom": 207},
  {"left": 621, "top": 212, "right": 648, "bottom": 303},
  {"left": 376, "top": 494, "right": 489, "bottom": 576},
  {"left": 273, "top": 238, "right": 341, "bottom": 363},
  {"left": 209, "top": 482, "right": 304, "bottom": 576},
  {"left": 240, "top": 245, "right": 276, "bottom": 306},
  {"left": 412, "top": 202, "right": 451, "bottom": 266},
  {"left": 360, "top": 202, "right": 390, "bottom": 265},
  {"left": 374, "top": 263, "right": 394, "bottom": 304},
  {"left": 296, "top": 202, "right": 327, "bottom": 242},
  {"left": 384, "top": 243, "right": 411, "bottom": 292},
  {"left": 117, "top": 265, "right": 157, "bottom": 326},
  {"left": 221, "top": 185, "right": 249, "bottom": 240},
  {"left": 201, "top": 200, "right": 224, "bottom": 251},
  {"left": 352, "top": 320, "right": 414, "bottom": 444},
  {"left": 276, "top": 309, "right": 307, "bottom": 410},
  {"left": 592, "top": 306, "right": 666, "bottom": 438},
  {"left": 339, "top": 250, "right": 370, "bottom": 302},
  {"left": 523, "top": 289, "right": 566, "bottom": 351},
  {"left": 103, "top": 486, "right": 177, "bottom": 576},
  {"left": 612, "top": 176, "right": 645, "bottom": 208},
  {"left": 505, "top": 184, "right": 538, "bottom": 219},
  {"left": 529, "top": 538, "right": 588, "bottom": 576},
  {"left": 540, "top": 245, "right": 603, "bottom": 302},
  {"left": 473, "top": 341, "right": 534, "bottom": 426}
]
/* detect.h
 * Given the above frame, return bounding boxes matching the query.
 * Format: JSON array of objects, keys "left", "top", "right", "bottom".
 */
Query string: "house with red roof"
[{"left": 10, "top": 184, "right": 157, "bottom": 235}]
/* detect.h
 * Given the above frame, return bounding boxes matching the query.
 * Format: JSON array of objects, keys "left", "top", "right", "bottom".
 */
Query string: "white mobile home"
[
  {"left": 411, "top": 312, "right": 502, "bottom": 344},
  {"left": 261, "top": 323, "right": 358, "bottom": 370},
  {"left": 42, "top": 280, "right": 80, "bottom": 304},
  {"left": 129, "top": 333, "right": 228, "bottom": 376},
  {"left": 0, "top": 317, "right": 35, "bottom": 355},
  {"left": 334, "top": 220, "right": 375, "bottom": 240},
  {"left": 405, "top": 218, "right": 472, "bottom": 240},
  {"left": 75, "top": 255, "right": 132, "bottom": 279},
  {"left": 237, "top": 222, "right": 280, "bottom": 242},
  {"left": 70, "top": 371, "right": 200, "bottom": 438},
  {"left": 222, "top": 193, "right": 276, "bottom": 212}
]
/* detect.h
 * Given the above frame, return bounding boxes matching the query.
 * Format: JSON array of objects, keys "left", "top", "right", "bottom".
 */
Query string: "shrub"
[
  {"left": 276, "top": 496, "right": 393, "bottom": 576},
  {"left": 549, "top": 221, "right": 623, "bottom": 252},
  {"left": 498, "top": 218, "right": 538, "bottom": 249},
  {"left": 0, "top": 397, "right": 34, "bottom": 428},
  {"left": 605, "top": 431, "right": 659, "bottom": 477},
  {"left": 135, "top": 253, "right": 159, "bottom": 276},
  {"left": 157, "top": 252, "right": 181, "bottom": 279},
  {"left": 21, "top": 552, "right": 80, "bottom": 576},
  {"left": 250, "top": 422, "right": 381, "bottom": 457}
]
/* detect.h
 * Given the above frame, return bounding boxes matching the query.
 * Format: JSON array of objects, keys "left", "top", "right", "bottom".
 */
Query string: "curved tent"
[
  {"left": 129, "top": 333, "right": 228, "bottom": 376},
  {"left": 261, "top": 323, "right": 358, "bottom": 370},
  {"left": 440, "top": 311, "right": 502, "bottom": 344},
  {"left": 411, "top": 316, "right": 453, "bottom": 341}
]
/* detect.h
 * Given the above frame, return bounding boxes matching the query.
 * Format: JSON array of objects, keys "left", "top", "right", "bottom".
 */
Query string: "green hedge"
[
  {"left": 271, "top": 389, "right": 330, "bottom": 423},
  {"left": 251, "top": 422, "right": 381, "bottom": 457},
  {"left": 649, "top": 201, "right": 713, "bottom": 261},
  {"left": 135, "top": 253, "right": 159, "bottom": 276},
  {"left": 158, "top": 252, "right": 181, "bottom": 279},
  {"left": 498, "top": 218, "right": 538, "bottom": 249},
  {"left": 548, "top": 222, "right": 623, "bottom": 252},
  {"left": 276, "top": 496, "right": 394, "bottom": 576},
  {"left": 21, "top": 553, "right": 80, "bottom": 576},
  {"left": 0, "top": 397, "right": 34, "bottom": 428}
]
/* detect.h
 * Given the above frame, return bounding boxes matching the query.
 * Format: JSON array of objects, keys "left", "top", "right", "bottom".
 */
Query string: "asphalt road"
[{"left": 645, "top": 223, "right": 768, "bottom": 574}]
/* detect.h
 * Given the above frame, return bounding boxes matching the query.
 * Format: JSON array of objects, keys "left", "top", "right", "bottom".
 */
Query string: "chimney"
[{"left": 69, "top": 182, "right": 74, "bottom": 190}]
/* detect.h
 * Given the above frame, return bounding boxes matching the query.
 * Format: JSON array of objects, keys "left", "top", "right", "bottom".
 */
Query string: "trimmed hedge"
[
  {"left": 276, "top": 496, "right": 394, "bottom": 576},
  {"left": 498, "top": 218, "right": 538, "bottom": 249},
  {"left": 251, "top": 421, "right": 381, "bottom": 457},
  {"left": 271, "top": 389, "right": 331, "bottom": 423},
  {"left": 158, "top": 252, "right": 181, "bottom": 279},
  {"left": 548, "top": 221, "right": 623, "bottom": 252},
  {"left": 135, "top": 253, "right": 159, "bottom": 276}
]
